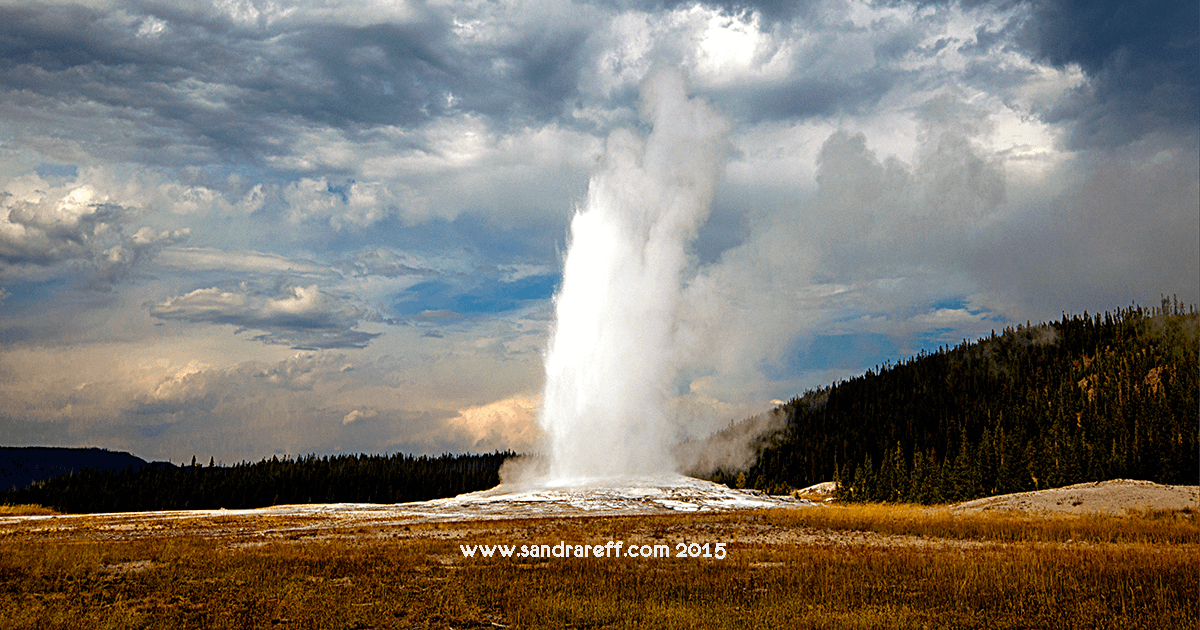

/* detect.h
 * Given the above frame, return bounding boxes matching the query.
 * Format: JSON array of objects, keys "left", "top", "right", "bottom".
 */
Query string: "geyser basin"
[
  {"left": 0, "top": 477, "right": 816, "bottom": 536},
  {"left": 428, "top": 474, "right": 814, "bottom": 518}
]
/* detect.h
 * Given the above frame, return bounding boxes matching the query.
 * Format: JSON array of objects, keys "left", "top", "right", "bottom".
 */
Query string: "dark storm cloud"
[
  {"left": 1020, "top": 0, "right": 1200, "bottom": 147},
  {"left": 0, "top": 2, "right": 594, "bottom": 170},
  {"left": 5, "top": 0, "right": 1190, "bottom": 168},
  {"left": 0, "top": 0, "right": 931, "bottom": 170},
  {"left": 910, "top": 0, "right": 1199, "bottom": 147},
  {"left": 1020, "top": 0, "right": 1196, "bottom": 83},
  {"left": 719, "top": 69, "right": 903, "bottom": 122},
  {"left": 267, "top": 22, "right": 458, "bottom": 128},
  {"left": 268, "top": 13, "right": 595, "bottom": 130},
  {"left": 0, "top": 4, "right": 288, "bottom": 163},
  {"left": 489, "top": 30, "right": 593, "bottom": 122}
]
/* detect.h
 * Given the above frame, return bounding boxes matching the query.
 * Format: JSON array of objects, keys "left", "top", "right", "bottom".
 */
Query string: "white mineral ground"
[
  {"left": 948, "top": 478, "right": 1199, "bottom": 515},
  {"left": 2, "top": 477, "right": 1195, "bottom": 546},
  {"left": 0, "top": 475, "right": 806, "bottom": 532}
]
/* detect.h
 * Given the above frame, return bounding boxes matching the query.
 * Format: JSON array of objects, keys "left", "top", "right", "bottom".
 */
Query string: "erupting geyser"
[{"left": 537, "top": 70, "right": 729, "bottom": 482}]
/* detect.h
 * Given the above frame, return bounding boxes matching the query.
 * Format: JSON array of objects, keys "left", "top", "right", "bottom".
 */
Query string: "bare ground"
[{"left": 948, "top": 479, "right": 1199, "bottom": 515}]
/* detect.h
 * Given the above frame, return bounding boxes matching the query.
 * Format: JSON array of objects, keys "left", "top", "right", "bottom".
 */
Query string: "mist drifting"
[{"left": 538, "top": 70, "right": 730, "bottom": 481}]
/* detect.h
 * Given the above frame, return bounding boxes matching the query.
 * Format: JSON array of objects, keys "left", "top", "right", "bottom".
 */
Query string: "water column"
[{"left": 538, "top": 70, "right": 729, "bottom": 481}]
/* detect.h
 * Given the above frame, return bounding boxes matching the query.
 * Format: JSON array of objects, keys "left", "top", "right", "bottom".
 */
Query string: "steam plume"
[{"left": 538, "top": 70, "right": 729, "bottom": 481}]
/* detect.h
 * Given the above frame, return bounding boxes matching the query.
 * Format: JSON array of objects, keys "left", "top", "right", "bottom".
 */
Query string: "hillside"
[
  {"left": 697, "top": 299, "right": 1198, "bottom": 503},
  {"left": 0, "top": 447, "right": 149, "bottom": 492}
]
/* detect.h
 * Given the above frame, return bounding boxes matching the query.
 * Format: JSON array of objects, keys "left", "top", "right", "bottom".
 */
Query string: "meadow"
[{"left": 0, "top": 503, "right": 1195, "bottom": 629}]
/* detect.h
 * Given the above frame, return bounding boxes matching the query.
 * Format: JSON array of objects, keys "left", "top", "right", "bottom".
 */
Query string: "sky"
[{"left": 0, "top": 0, "right": 1196, "bottom": 465}]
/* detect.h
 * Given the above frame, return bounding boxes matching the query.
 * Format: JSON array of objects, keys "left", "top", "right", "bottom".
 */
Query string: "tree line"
[
  {"left": 2, "top": 451, "right": 513, "bottom": 513},
  {"left": 703, "top": 299, "right": 1198, "bottom": 503}
]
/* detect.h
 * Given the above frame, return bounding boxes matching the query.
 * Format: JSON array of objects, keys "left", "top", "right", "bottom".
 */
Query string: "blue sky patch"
[
  {"left": 768, "top": 332, "right": 901, "bottom": 382},
  {"left": 395, "top": 274, "right": 559, "bottom": 317}
]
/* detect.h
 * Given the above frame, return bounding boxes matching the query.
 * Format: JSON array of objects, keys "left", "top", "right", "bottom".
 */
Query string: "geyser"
[{"left": 538, "top": 70, "right": 729, "bottom": 481}]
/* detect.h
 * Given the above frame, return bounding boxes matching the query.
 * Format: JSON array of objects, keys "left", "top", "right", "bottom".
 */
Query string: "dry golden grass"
[
  {"left": 0, "top": 504, "right": 56, "bottom": 516},
  {"left": 764, "top": 502, "right": 1199, "bottom": 545},
  {"left": 0, "top": 505, "right": 1195, "bottom": 629}
]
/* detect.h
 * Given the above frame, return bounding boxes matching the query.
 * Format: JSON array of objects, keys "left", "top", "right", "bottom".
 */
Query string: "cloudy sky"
[{"left": 1, "top": 0, "right": 1196, "bottom": 465}]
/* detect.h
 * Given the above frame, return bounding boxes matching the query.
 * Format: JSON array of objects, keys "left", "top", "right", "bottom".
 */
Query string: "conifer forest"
[
  {"left": 705, "top": 299, "right": 1198, "bottom": 503},
  {"left": 2, "top": 451, "right": 511, "bottom": 514}
]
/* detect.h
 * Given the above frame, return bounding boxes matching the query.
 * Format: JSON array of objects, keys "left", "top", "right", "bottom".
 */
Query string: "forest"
[
  {"left": 700, "top": 298, "right": 1198, "bottom": 503},
  {"left": 0, "top": 451, "right": 512, "bottom": 513}
]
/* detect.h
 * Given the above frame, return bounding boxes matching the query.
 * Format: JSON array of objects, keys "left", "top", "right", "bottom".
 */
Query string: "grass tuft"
[
  {"left": 764, "top": 502, "right": 1199, "bottom": 544},
  {"left": 0, "top": 504, "right": 57, "bottom": 516}
]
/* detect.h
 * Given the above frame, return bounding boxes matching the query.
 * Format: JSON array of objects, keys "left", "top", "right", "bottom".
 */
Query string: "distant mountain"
[{"left": 0, "top": 447, "right": 149, "bottom": 491}]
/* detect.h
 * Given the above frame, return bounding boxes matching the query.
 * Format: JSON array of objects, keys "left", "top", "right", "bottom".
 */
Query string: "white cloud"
[
  {"left": 214, "top": 0, "right": 296, "bottom": 25},
  {"left": 266, "top": 116, "right": 599, "bottom": 226},
  {"left": 449, "top": 393, "right": 540, "bottom": 452},
  {"left": 149, "top": 284, "right": 382, "bottom": 349},
  {"left": 284, "top": 177, "right": 425, "bottom": 230},
  {"left": 135, "top": 14, "right": 168, "bottom": 38},
  {"left": 156, "top": 247, "right": 329, "bottom": 275},
  {"left": 0, "top": 172, "right": 188, "bottom": 285},
  {"left": 694, "top": 10, "right": 776, "bottom": 82},
  {"left": 674, "top": 90, "right": 1012, "bottom": 407},
  {"left": 342, "top": 408, "right": 376, "bottom": 425}
]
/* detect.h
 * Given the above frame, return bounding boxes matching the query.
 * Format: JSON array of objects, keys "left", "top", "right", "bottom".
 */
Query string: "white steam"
[{"left": 537, "top": 69, "right": 729, "bottom": 481}]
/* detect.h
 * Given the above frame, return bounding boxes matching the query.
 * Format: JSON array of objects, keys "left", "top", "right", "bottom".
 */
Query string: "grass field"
[{"left": 0, "top": 503, "right": 1195, "bottom": 629}]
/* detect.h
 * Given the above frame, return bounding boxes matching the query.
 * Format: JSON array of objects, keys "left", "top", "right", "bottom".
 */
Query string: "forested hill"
[
  {"left": 0, "top": 447, "right": 149, "bottom": 492},
  {"left": 701, "top": 300, "right": 1198, "bottom": 503},
  {"left": 1, "top": 451, "right": 512, "bottom": 514}
]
